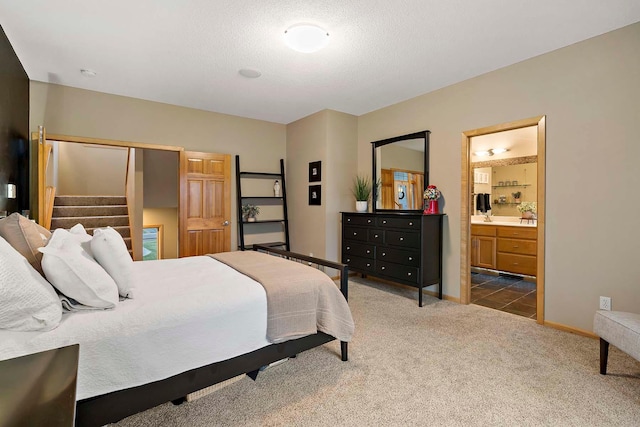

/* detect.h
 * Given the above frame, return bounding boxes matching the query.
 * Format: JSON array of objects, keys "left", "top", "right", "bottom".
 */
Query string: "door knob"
[{"left": 223, "top": 220, "right": 230, "bottom": 226}]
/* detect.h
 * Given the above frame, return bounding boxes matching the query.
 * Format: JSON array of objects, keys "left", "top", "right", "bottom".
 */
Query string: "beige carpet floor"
[{"left": 116, "top": 277, "right": 640, "bottom": 426}]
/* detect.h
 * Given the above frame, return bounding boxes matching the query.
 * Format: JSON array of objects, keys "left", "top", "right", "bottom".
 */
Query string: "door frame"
[{"left": 460, "top": 116, "right": 546, "bottom": 324}]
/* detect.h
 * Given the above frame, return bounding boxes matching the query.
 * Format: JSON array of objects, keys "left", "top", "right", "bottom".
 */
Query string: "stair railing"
[{"left": 125, "top": 148, "right": 138, "bottom": 260}]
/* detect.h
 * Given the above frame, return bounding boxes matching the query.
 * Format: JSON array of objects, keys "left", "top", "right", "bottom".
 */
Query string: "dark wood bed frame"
[{"left": 75, "top": 246, "right": 349, "bottom": 426}]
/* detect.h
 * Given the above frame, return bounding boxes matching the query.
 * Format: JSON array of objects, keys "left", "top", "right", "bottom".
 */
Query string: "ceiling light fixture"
[
  {"left": 238, "top": 68, "right": 262, "bottom": 78},
  {"left": 80, "top": 69, "right": 97, "bottom": 77},
  {"left": 284, "top": 24, "right": 329, "bottom": 53}
]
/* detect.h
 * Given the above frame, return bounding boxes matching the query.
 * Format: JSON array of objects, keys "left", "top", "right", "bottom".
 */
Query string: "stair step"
[
  {"left": 85, "top": 226, "right": 131, "bottom": 238},
  {"left": 53, "top": 205, "right": 129, "bottom": 217},
  {"left": 50, "top": 215, "right": 130, "bottom": 230},
  {"left": 54, "top": 196, "right": 127, "bottom": 206}
]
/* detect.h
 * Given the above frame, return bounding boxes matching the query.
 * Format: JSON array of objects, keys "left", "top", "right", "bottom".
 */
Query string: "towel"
[
  {"left": 484, "top": 194, "right": 492, "bottom": 211},
  {"left": 59, "top": 294, "right": 115, "bottom": 312},
  {"left": 476, "top": 193, "right": 486, "bottom": 212}
]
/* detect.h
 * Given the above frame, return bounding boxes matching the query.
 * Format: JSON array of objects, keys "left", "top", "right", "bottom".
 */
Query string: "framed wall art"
[
  {"left": 308, "top": 185, "right": 321, "bottom": 205},
  {"left": 309, "top": 161, "right": 321, "bottom": 182}
]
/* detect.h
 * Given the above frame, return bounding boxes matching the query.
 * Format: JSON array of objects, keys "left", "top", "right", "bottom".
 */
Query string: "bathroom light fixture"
[
  {"left": 80, "top": 69, "right": 97, "bottom": 77},
  {"left": 474, "top": 148, "right": 508, "bottom": 157},
  {"left": 284, "top": 24, "right": 329, "bottom": 53}
]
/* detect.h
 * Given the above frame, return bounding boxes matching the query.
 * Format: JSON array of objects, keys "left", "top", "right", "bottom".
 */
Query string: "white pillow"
[
  {"left": 68, "top": 223, "right": 93, "bottom": 258},
  {"left": 0, "top": 236, "right": 62, "bottom": 331},
  {"left": 91, "top": 227, "right": 134, "bottom": 298},
  {"left": 39, "top": 229, "right": 119, "bottom": 309}
]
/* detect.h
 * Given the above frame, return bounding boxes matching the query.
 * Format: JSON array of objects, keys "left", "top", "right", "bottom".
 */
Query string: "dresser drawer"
[
  {"left": 343, "top": 242, "right": 375, "bottom": 259},
  {"left": 496, "top": 226, "right": 537, "bottom": 240},
  {"left": 497, "top": 238, "right": 536, "bottom": 256},
  {"left": 385, "top": 230, "right": 420, "bottom": 248},
  {"left": 377, "top": 246, "right": 420, "bottom": 267},
  {"left": 343, "top": 254, "right": 375, "bottom": 272},
  {"left": 471, "top": 225, "right": 497, "bottom": 237},
  {"left": 497, "top": 253, "right": 536, "bottom": 276},
  {"left": 344, "top": 215, "right": 375, "bottom": 226},
  {"left": 368, "top": 229, "right": 384, "bottom": 244},
  {"left": 344, "top": 226, "right": 368, "bottom": 242},
  {"left": 377, "top": 261, "right": 419, "bottom": 284},
  {"left": 377, "top": 216, "right": 420, "bottom": 230}
]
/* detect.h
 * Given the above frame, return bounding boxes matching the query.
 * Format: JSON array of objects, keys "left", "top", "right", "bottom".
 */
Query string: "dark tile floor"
[{"left": 471, "top": 272, "right": 537, "bottom": 319}]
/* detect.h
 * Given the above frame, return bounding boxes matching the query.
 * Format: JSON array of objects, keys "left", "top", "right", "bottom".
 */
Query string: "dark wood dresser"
[{"left": 341, "top": 212, "right": 444, "bottom": 306}]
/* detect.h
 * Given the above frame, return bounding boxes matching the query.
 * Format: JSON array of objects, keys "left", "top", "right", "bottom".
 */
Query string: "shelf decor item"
[
  {"left": 517, "top": 201, "right": 537, "bottom": 219},
  {"left": 352, "top": 175, "right": 372, "bottom": 212},
  {"left": 273, "top": 180, "right": 281, "bottom": 197},
  {"left": 423, "top": 185, "right": 441, "bottom": 214},
  {"left": 512, "top": 191, "right": 521, "bottom": 203},
  {"left": 242, "top": 204, "right": 260, "bottom": 222}
]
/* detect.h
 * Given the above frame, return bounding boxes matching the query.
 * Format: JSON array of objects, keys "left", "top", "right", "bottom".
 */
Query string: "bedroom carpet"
[{"left": 116, "top": 277, "right": 640, "bottom": 426}]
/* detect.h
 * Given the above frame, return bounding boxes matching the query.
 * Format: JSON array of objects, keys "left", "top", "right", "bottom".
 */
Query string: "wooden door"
[
  {"left": 33, "top": 126, "right": 55, "bottom": 228},
  {"left": 179, "top": 152, "right": 231, "bottom": 257}
]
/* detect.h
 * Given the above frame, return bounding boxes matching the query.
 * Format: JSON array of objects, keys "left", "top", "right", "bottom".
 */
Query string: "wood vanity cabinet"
[
  {"left": 471, "top": 224, "right": 537, "bottom": 276},
  {"left": 342, "top": 212, "right": 444, "bottom": 307},
  {"left": 470, "top": 225, "right": 497, "bottom": 269},
  {"left": 496, "top": 226, "right": 537, "bottom": 276}
]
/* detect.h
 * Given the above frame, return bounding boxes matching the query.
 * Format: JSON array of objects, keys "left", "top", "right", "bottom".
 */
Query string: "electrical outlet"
[{"left": 599, "top": 296, "right": 611, "bottom": 311}]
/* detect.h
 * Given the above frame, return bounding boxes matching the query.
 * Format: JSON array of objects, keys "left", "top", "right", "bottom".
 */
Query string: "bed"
[{"left": 0, "top": 245, "right": 352, "bottom": 426}]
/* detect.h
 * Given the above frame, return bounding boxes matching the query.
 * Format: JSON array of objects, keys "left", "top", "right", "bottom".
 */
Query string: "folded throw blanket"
[{"left": 211, "top": 251, "right": 354, "bottom": 343}]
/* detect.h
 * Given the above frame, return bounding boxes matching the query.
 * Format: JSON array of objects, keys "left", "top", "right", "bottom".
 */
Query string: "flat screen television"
[{"left": 0, "top": 344, "right": 79, "bottom": 427}]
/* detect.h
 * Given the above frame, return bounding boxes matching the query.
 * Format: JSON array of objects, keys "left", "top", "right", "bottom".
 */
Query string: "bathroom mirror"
[{"left": 371, "top": 130, "right": 430, "bottom": 212}]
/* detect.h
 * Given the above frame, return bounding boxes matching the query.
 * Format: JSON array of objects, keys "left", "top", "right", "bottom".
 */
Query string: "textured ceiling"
[{"left": 2, "top": 1, "right": 640, "bottom": 124}]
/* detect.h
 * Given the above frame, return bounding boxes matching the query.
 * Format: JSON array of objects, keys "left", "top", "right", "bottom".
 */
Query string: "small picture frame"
[
  {"left": 308, "top": 185, "right": 321, "bottom": 205},
  {"left": 309, "top": 161, "right": 321, "bottom": 182},
  {"left": 505, "top": 180, "right": 511, "bottom": 186},
  {"left": 498, "top": 181, "right": 504, "bottom": 186}
]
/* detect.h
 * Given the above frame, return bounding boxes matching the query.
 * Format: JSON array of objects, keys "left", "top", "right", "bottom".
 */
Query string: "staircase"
[{"left": 50, "top": 196, "right": 132, "bottom": 253}]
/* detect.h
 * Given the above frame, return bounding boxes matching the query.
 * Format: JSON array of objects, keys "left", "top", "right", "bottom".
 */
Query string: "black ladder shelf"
[{"left": 235, "top": 156, "right": 290, "bottom": 251}]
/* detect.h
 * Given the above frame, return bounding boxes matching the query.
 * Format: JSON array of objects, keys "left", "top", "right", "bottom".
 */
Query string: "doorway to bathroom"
[{"left": 460, "top": 116, "right": 546, "bottom": 324}]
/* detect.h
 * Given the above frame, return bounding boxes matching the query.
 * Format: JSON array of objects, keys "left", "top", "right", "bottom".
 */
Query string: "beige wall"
[
  {"left": 286, "top": 110, "right": 358, "bottom": 261},
  {"left": 30, "top": 82, "right": 287, "bottom": 250},
  {"left": 143, "top": 149, "right": 179, "bottom": 208},
  {"left": 143, "top": 208, "right": 179, "bottom": 259},
  {"left": 380, "top": 144, "right": 424, "bottom": 172},
  {"left": 357, "top": 22, "right": 640, "bottom": 331},
  {"left": 56, "top": 141, "right": 127, "bottom": 196},
  {"left": 286, "top": 111, "right": 327, "bottom": 257}
]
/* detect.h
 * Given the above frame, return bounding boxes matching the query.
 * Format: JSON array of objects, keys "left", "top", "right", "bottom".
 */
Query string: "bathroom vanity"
[{"left": 471, "top": 218, "right": 537, "bottom": 276}]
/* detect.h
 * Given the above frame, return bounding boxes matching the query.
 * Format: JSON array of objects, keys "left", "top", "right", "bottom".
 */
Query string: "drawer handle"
[
  {"left": 513, "top": 245, "right": 519, "bottom": 248},
  {"left": 367, "top": 219, "right": 372, "bottom": 223},
  {"left": 346, "top": 246, "right": 350, "bottom": 250},
  {"left": 353, "top": 232, "right": 357, "bottom": 236},
  {"left": 513, "top": 233, "right": 519, "bottom": 235},
  {"left": 399, "top": 237, "right": 404, "bottom": 241},
  {"left": 366, "top": 250, "right": 371, "bottom": 254},
  {"left": 347, "top": 258, "right": 351, "bottom": 262},
  {"left": 366, "top": 263, "right": 371, "bottom": 267},
  {"left": 347, "top": 218, "right": 351, "bottom": 222},
  {"left": 382, "top": 220, "right": 387, "bottom": 224},
  {"left": 408, "top": 257, "right": 413, "bottom": 261},
  {"left": 407, "top": 272, "right": 412, "bottom": 276},
  {"left": 382, "top": 252, "right": 386, "bottom": 256},
  {"left": 513, "top": 262, "right": 519, "bottom": 265},
  {"left": 381, "top": 266, "right": 385, "bottom": 270},
  {"left": 374, "top": 234, "right": 379, "bottom": 238},
  {"left": 409, "top": 222, "right": 413, "bottom": 226}
]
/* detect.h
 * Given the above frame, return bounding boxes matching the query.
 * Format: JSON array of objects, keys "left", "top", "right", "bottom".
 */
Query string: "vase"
[
  {"left": 247, "top": 217, "right": 256, "bottom": 222},
  {"left": 522, "top": 211, "right": 534, "bottom": 219},
  {"left": 424, "top": 199, "right": 439, "bottom": 215},
  {"left": 273, "top": 180, "right": 281, "bottom": 197},
  {"left": 356, "top": 201, "right": 368, "bottom": 212}
]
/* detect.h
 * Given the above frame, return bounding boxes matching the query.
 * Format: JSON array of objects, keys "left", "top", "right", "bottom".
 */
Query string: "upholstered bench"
[{"left": 593, "top": 310, "right": 640, "bottom": 374}]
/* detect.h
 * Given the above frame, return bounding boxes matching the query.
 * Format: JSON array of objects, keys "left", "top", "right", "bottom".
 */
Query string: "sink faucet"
[{"left": 483, "top": 213, "right": 492, "bottom": 222}]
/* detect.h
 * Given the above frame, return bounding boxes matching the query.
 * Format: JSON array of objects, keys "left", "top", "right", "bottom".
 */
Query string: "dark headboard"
[{"left": 0, "top": 24, "right": 29, "bottom": 215}]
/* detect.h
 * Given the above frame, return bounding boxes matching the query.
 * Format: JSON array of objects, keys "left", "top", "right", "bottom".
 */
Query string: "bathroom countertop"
[{"left": 471, "top": 216, "right": 537, "bottom": 228}]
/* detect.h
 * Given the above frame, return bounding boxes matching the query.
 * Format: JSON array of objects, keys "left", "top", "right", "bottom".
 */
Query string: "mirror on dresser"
[{"left": 371, "top": 131, "right": 430, "bottom": 212}]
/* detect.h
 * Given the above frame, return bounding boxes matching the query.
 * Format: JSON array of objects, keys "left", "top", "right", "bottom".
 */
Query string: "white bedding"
[{"left": 0, "top": 256, "right": 270, "bottom": 400}]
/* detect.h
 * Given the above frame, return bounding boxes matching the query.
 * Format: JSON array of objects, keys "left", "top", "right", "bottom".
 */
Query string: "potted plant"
[
  {"left": 352, "top": 175, "right": 372, "bottom": 212},
  {"left": 242, "top": 204, "right": 260, "bottom": 222},
  {"left": 512, "top": 191, "right": 521, "bottom": 203},
  {"left": 517, "top": 201, "right": 537, "bottom": 219}
]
